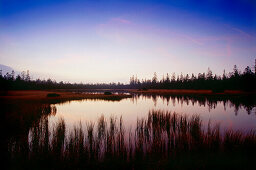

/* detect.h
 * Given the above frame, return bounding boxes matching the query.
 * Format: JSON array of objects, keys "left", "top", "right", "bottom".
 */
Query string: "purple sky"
[{"left": 0, "top": 0, "right": 255, "bottom": 83}]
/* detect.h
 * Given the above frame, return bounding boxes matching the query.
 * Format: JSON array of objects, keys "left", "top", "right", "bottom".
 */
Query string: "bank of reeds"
[{"left": 8, "top": 110, "right": 256, "bottom": 169}]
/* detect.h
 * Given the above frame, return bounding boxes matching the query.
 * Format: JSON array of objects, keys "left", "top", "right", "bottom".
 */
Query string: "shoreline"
[
  {"left": 1, "top": 89, "right": 255, "bottom": 103},
  {"left": 128, "top": 89, "right": 256, "bottom": 95},
  {"left": 0, "top": 90, "right": 132, "bottom": 103},
  {"left": 51, "top": 88, "right": 256, "bottom": 95}
]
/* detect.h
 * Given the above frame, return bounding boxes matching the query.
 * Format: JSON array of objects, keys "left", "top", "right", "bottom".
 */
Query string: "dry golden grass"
[{"left": 0, "top": 90, "right": 132, "bottom": 103}]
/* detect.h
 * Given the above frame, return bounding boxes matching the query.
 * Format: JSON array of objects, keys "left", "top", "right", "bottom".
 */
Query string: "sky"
[{"left": 0, "top": 0, "right": 255, "bottom": 83}]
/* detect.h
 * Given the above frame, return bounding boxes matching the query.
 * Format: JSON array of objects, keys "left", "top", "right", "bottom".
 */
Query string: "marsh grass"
[{"left": 8, "top": 110, "right": 256, "bottom": 169}]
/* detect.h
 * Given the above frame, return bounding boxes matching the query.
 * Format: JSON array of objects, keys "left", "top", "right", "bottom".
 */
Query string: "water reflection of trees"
[
  {"left": 132, "top": 94, "right": 256, "bottom": 115},
  {"left": 2, "top": 102, "right": 57, "bottom": 152}
]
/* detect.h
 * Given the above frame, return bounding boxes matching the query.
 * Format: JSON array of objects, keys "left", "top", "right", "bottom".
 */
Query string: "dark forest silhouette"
[{"left": 1, "top": 61, "right": 256, "bottom": 91}]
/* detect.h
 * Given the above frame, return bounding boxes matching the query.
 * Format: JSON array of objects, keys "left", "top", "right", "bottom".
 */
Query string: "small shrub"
[
  {"left": 47, "top": 93, "right": 60, "bottom": 97},
  {"left": 104, "top": 92, "right": 112, "bottom": 95}
]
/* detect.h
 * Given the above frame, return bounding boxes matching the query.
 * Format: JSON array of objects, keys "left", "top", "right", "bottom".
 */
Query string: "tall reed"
[{"left": 8, "top": 110, "right": 256, "bottom": 169}]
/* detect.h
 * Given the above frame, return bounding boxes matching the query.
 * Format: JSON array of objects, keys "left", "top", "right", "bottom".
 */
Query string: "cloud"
[
  {"left": 111, "top": 18, "right": 131, "bottom": 24},
  {"left": 180, "top": 34, "right": 203, "bottom": 46},
  {"left": 232, "top": 27, "right": 255, "bottom": 39}
]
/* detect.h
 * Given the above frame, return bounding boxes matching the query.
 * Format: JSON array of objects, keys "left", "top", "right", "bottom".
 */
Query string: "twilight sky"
[{"left": 0, "top": 0, "right": 255, "bottom": 83}]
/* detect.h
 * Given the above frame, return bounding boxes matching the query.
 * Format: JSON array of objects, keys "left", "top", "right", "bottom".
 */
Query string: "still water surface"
[{"left": 48, "top": 94, "right": 256, "bottom": 133}]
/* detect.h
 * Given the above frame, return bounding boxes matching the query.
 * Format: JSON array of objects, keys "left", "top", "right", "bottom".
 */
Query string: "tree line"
[
  {"left": 1, "top": 61, "right": 256, "bottom": 91},
  {"left": 129, "top": 63, "right": 256, "bottom": 91},
  {"left": 0, "top": 70, "right": 129, "bottom": 90}
]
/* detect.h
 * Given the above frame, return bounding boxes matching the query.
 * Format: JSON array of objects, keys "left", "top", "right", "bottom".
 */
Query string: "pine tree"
[
  {"left": 25, "top": 70, "right": 30, "bottom": 81},
  {"left": 152, "top": 72, "right": 157, "bottom": 84},
  {"left": 206, "top": 67, "right": 213, "bottom": 80},
  {"left": 233, "top": 65, "right": 239, "bottom": 77}
]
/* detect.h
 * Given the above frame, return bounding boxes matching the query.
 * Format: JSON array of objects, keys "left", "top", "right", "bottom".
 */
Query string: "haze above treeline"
[
  {"left": 1, "top": 62, "right": 256, "bottom": 91},
  {"left": 1, "top": 61, "right": 255, "bottom": 84}
]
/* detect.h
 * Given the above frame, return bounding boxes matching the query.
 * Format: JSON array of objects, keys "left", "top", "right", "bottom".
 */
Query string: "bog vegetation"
[
  {"left": 8, "top": 110, "right": 256, "bottom": 169},
  {"left": 1, "top": 62, "right": 256, "bottom": 91}
]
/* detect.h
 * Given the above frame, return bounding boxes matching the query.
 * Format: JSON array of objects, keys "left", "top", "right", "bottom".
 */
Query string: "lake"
[
  {"left": 4, "top": 92, "right": 256, "bottom": 145},
  {"left": 5, "top": 92, "right": 256, "bottom": 169},
  {"left": 47, "top": 93, "right": 256, "bottom": 134}
]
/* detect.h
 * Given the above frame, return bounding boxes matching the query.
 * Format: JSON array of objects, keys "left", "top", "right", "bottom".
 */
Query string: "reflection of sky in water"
[{"left": 48, "top": 96, "right": 256, "bottom": 134}]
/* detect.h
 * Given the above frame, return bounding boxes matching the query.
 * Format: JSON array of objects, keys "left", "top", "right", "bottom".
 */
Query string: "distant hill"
[
  {"left": 0, "top": 64, "right": 21, "bottom": 78},
  {"left": 0, "top": 64, "right": 14, "bottom": 75},
  {"left": 0, "top": 64, "right": 35, "bottom": 79}
]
